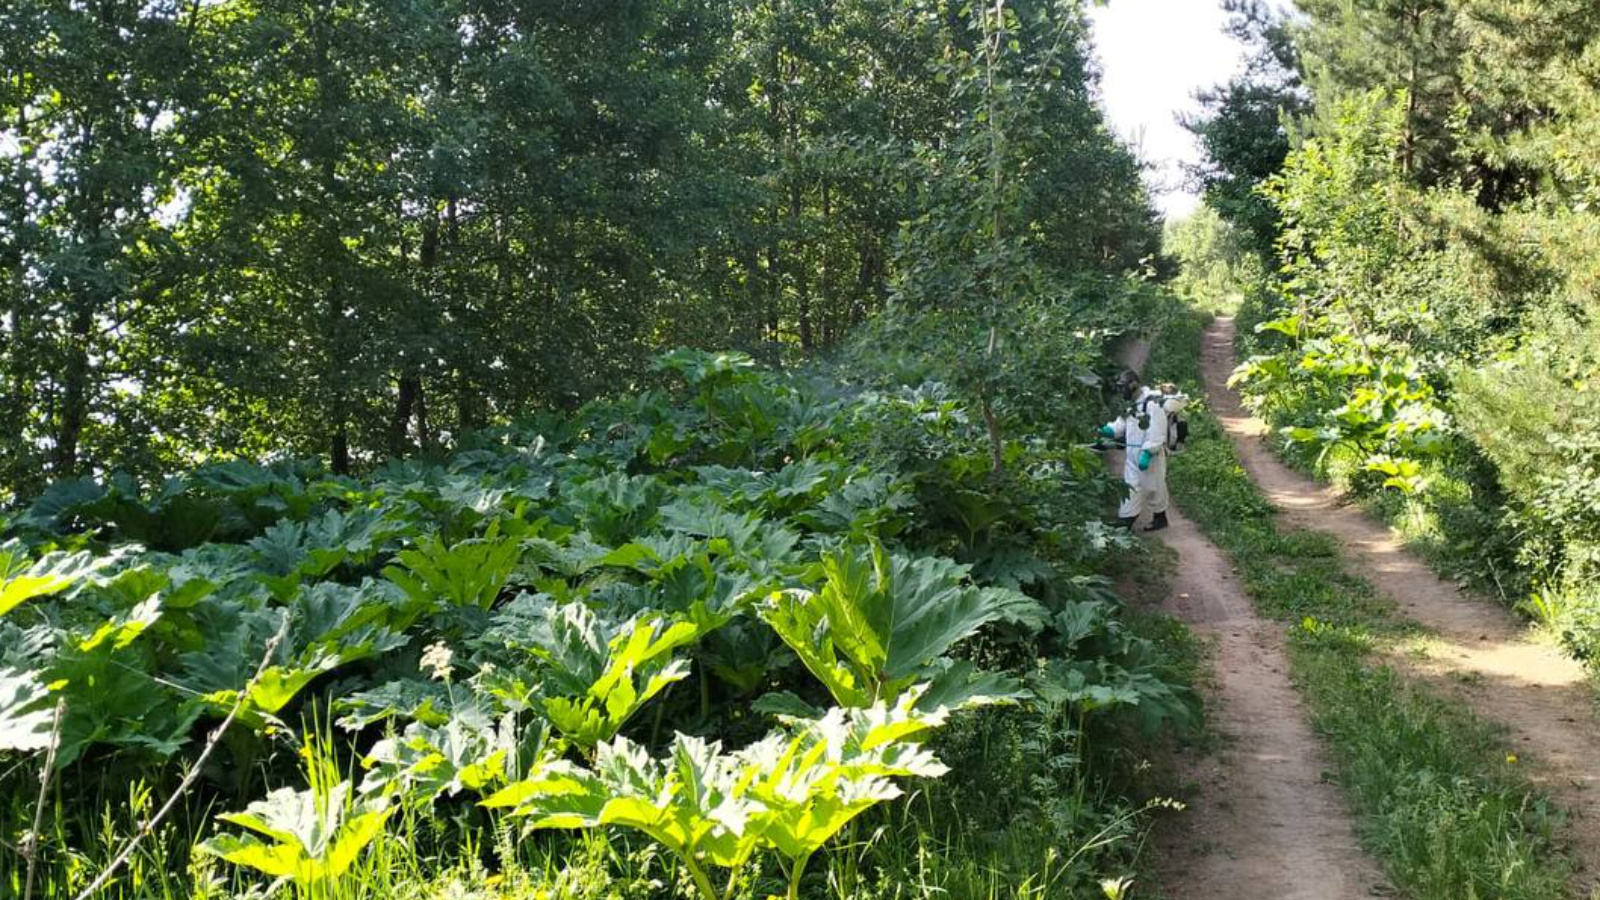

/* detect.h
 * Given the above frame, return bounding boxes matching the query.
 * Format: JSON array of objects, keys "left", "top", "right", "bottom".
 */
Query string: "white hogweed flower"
[{"left": 420, "top": 641, "right": 455, "bottom": 683}]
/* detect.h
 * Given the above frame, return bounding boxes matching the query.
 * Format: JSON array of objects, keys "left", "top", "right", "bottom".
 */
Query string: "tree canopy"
[{"left": 0, "top": 0, "right": 1158, "bottom": 502}]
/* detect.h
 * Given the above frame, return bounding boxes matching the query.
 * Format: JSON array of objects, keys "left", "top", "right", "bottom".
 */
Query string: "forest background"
[{"left": 0, "top": 0, "right": 1158, "bottom": 500}]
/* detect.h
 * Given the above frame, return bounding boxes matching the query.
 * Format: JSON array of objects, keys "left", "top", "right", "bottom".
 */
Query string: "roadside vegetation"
[
  {"left": 1161, "top": 209, "right": 1263, "bottom": 318},
  {"left": 0, "top": 303, "right": 1209, "bottom": 899},
  {"left": 1148, "top": 307, "right": 1573, "bottom": 900},
  {"left": 1185, "top": 1, "right": 1600, "bottom": 672}
]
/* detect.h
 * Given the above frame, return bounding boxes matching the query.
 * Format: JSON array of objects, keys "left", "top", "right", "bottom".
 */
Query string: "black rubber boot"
[
  {"left": 1143, "top": 511, "right": 1170, "bottom": 532},
  {"left": 1115, "top": 516, "right": 1136, "bottom": 530}
]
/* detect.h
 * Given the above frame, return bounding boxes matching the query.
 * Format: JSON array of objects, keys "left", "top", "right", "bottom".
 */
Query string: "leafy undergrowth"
[
  {"left": 0, "top": 334, "right": 1198, "bottom": 899},
  {"left": 1150, "top": 307, "right": 1574, "bottom": 900},
  {"left": 1232, "top": 274, "right": 1600, "bottom": 680}
]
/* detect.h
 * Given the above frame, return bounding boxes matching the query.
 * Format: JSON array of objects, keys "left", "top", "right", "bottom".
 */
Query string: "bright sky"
[{"left": 1088, "top": 0, "right": 1252, "bottom": 220}]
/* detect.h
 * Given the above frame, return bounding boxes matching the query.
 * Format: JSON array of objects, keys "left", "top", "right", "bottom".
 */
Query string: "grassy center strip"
[{"left": 1149, "top": 308, "right": 1574, "bottom": 900}]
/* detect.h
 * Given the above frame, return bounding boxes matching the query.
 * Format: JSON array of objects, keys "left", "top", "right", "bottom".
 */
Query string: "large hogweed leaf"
[
  {"left": 250, "top": 509, "right": 405, "bottom": 600},
  {"left": 486, "top": 733, "right": 767, "bottom": 876},
  {"left": 46, "top": 648, "right": 203, "bottom": 766},
  {"left": 1234, "top": 316, "right": 1451, "bottom": 492},
  {"left": 760, "top": 588, "right": 871, "bottom": 707},
  {"left": 564, "top": 473, "right": 664, "bottom": 546},
  {"left": 17, "top": 478, "right": 107, "bottom": 532},
  {"left": 187, "top": 583, "right": 408, "bottom": 720},
  {"left": 659, "top": 500, "right": 765, "bottom": 554},
  {"left": 480, "top": 595, "right": 699, "bottom": 749},
  {"left": 654, "top": 349, "right": 790, "bottom": 465},
  {"left": 224, "top": 623, "right": 408, "bottom": 719},
  {"left": 792, "top": 472, "right": 915, "bottom": 537},
  {"left": 1228, "top": 353, "right": 1293, "bottom": 390},
  {"left": 0, "top": 541, "right": 103, "bottom": 617},
  {"left": 585, "top": 537, "right": 780, "bottom": 694},
  {"left": 361, "top": 710, "right": 530, "bottom": 801},
  {"left": 690, "top": 460, "right": 839, "bottom": 516},
  {"left": 27, "top": 473, "right": 223, "bottom": 551},
  {"left": 655, "top": 347, "right": 759, "bottom": 388},
  {"left": 186, "top": 459, "right": 322, "bottom": 530},
  {"left": 594, "top": 539, "right": 763, "bottom": 633},
  {"left": 699, "top": 619, "right": 793, "bottom": 693},
  {"left": 203, "top": 782, "right": 395, "bottom": 882},
  {"left": 77, "top": 597, "right": 164, "bottom": 652},
  {"left": 760, "top": 540, "right": 1042, "bottom": 708},
  {"left": 334, "top": 678, "right": 453, "bottom": 731},
  {"left": 1029, "top": 656, "right": 1197, "bottom": 735},
  {"left": 0, "top": 667, "right": 55, "bottom": 752},
  {"left": 1254, "top": 314, "right": 1303, "bottom": 341},
  {"left": 483, "top": 694, "right": 949, "bottom": 900},
  {"left": 746, "top": 692, "right": 948, "bottom": 869},
  {"left": 383, "top": 520, "right": 522, "bottom": 612}
]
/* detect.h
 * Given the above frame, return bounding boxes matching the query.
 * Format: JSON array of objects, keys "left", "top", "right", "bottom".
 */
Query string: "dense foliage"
[
  {"left": 0, "top": 1, "right": 1196, "bottom": 895},
  {"left": 0, "top": 0, "right": 1158, "bottom": 500},
  {"left": 1188, "top": 1, "right": 1600, "bottom": 664},
  {"left": 1180, "top": 0, "right": 1307, "bottom": 261},
  {"left": 0, "top": 316, "right": 1197, "bottom": 897},
  {"left": 1161, "top": 207, "right": 1264, "bottom": 315}
]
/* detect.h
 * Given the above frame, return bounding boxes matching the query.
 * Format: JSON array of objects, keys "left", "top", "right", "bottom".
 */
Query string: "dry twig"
[{"left": 22, "top": 697, "right": 66, "bottom": 900}]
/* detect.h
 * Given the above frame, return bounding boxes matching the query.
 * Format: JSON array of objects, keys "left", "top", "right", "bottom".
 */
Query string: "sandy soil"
[
  {"left": 1200, "top": 316, "right": 1600, "bottom": 892},
  {"left": 1145, "top": 496, "right": 1390, "bottom": 899}
]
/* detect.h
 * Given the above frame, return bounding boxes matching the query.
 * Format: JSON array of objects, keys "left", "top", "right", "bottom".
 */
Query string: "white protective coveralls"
[{"left": 1103, "top": 387, "right": 1172, "bottom": 522}]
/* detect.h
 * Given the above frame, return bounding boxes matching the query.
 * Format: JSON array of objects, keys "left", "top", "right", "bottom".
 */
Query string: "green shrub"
[
  {"left": 1453, "top": 319, "right": 1600, "bottom": 657},
  {"left": 1212, "top": 88, "right": 1600, "bottom": 669},
  {"left": 1163, "top": 206, "right": 1265, "bottom": 314}
]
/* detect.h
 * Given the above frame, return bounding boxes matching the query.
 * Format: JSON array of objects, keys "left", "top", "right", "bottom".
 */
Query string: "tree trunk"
[
  {"left": 1400, "top": 5, "right": 1423, "bottom": 178},
  {"left": 766, "top": 234, "right": 781, "bottom": 344},
  {"left": 330, "top": 420, "right": 350, "bottom": 475},
  {"left": 414, "top": 379, "right": 432, "bottom": 450},
  {"left": 55, "top": 107, "right": 109, "bottom": 478},
  {"left": 456, "top": 383, "right": 480, "bottom": 434},
  {"left": 324, "top": 267, "right": 350, "bottom": 475},
  {"left": 53, "top": 304, "right": 94, "bottom": 476},
  {"left": 980, "top": 389, "right": 1004, "bottom": 474},
  {"left": 792, "top": 180, "right": 812, "bottom": 350},
  {"left": 742, "top": 245, "right": 763, "bottom": 348},
  {"left": 855, "top": 234, "right": 880, "bottom": 324},
  {"left": 1, "top": 105, "right": 37, "bottom": 487},
  {"left": 389, "top": 210, "right": 441, "bottom": 457},
  {"left": 818, "top": 180, "right": 834, "bottom": 346},
  {"left": 980, "top": 0, "right": 1007, "bottom": 474},
  {"left": 387, "top": 373, "right": 420, "bottom": 457},
  {"left": 314, "top": 3, "right": 351, "bottom": 475}
]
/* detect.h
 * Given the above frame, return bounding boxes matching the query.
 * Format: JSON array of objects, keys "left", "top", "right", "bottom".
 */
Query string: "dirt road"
[{"left": 1147, "top": 501, "right": 1388, "bottom": 898}]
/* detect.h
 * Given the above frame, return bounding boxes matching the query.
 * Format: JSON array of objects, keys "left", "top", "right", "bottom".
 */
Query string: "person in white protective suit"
[{"left": 1099, "top": 374, "right": 1186, "bottom": 532}]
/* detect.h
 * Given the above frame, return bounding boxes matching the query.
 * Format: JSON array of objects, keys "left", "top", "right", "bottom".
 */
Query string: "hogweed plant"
[
  {"left": 759, "top": 540, "right": 1042, "bottom": 711},
  {"left": 483, "top": 690, "right": 950, "bottom": 900},
  {"left": 0, "top": 343, "right": 1195, "bottom": 899},
  {"left": 202, "top": 732, "right": 396, "bottom": 899}
]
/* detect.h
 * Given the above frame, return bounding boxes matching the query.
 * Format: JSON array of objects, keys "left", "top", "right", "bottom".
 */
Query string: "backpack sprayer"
[{"left": 1087, "top": 385, "right": 1191, "bottom": 454}]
